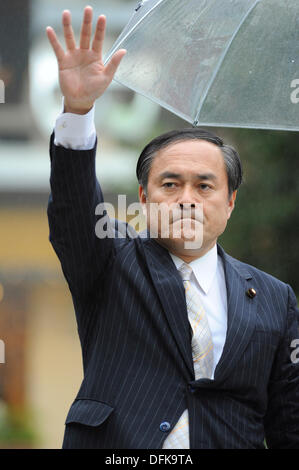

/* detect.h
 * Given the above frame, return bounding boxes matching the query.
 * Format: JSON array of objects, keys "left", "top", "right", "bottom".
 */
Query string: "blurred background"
[{"left": 0, "top": 0, "right": 298, "bottom": 448}]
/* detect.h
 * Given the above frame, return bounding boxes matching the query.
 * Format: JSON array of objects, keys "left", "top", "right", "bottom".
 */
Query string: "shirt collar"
[{"left": 169, "top": 244, "right": 218, "bottom": 294}]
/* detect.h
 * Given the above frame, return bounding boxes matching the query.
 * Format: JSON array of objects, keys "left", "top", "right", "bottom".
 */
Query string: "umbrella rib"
[
  {"left": 193, "top": 0, "right": 261, "bottom": 126},
  {"left": 104, "top": 0, "right": 165, "bottom": 65}
]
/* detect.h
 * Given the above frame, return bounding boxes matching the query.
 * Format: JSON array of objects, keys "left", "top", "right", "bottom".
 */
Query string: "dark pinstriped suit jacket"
[{"left": 47, "top": 134, "right": 299, "bottom": 449}]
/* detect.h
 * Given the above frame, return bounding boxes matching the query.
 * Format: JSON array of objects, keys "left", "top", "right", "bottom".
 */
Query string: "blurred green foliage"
[
  {"left": 219, "top": 129, "right": 299, "bottom": 294},
  {"left": 0, "top": 402, "right": 36, "bottom": 448}
]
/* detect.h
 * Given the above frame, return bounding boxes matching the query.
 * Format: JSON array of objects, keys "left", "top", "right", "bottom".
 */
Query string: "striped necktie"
[
  {"left": 179, "top": 263, "right": 214, "bottom": 380},
  {"left": 162, "top": 262, "right": 214, "bottom": 448}
]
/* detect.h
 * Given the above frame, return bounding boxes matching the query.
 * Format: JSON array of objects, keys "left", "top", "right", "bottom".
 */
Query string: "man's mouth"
[{"left": 171, "top": 211, "right": 204, "bottom": 224}]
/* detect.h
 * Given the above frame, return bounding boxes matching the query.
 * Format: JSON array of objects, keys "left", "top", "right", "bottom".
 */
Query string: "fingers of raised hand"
[
  {"left": 92, "top": 15, "right": 106, "bottom": 58},
  {"left": 80, "top": 6, "right": 93, "bottom": 50},
  {"left": 46, "top": 27, "right": 65, "bottom": 63},
  {"left": 47, "top": 6, "right": 124, "bottom": 75},
  {"left": 62, "top": 10, "right": 76, "bottom": 50}
]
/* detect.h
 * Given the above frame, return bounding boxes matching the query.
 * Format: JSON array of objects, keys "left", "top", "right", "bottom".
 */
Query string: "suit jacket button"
[{"left": 160, "top": 421, "right": 171, "bottom": 432}]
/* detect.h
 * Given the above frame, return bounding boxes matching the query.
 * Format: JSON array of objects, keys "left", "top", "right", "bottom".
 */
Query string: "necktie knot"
[{"left": 179, "top": 263, "right": 193, "bottom": 282}]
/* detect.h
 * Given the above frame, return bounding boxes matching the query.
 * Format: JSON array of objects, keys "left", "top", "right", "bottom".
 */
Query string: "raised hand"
[{"left": 46, "top": 6, "right": 126, "bottom": 114}]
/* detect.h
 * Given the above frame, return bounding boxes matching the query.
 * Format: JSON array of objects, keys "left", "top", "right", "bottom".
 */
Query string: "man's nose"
[
  {"left": 179, "top": 202, "right": 195, "bottom": 210},
  {"left": 177, "top": 186, "right": 198, "bottom": 207}
]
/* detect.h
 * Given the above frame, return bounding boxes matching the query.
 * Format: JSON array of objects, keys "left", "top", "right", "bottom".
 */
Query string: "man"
[{"left": 46, "top": 7, "right": 299, "bottom": 449}]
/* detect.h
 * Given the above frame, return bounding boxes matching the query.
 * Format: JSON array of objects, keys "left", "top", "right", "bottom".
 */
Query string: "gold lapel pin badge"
[{"left": 246, "top": 288, "right": 257, "bottom": 299}]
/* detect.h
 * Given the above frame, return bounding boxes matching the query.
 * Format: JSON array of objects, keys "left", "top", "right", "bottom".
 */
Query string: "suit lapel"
[
  {"left": 213, "top": 245, "right": 257, "bottom": 383},
  {"left": 142, "top": 237, "right": 194, "bottom": 378},
  {"left": 140, "top": 236, "right": 257, "bottom": 385}
]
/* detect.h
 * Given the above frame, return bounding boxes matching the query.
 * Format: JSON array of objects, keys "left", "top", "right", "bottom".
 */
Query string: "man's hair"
[{"left": 136, "top": 128, "right": 243, "bottom": 197}]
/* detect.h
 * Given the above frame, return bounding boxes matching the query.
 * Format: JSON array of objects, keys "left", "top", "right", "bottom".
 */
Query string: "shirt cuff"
[{"left": 54, "top": 104, "right": 97, "bottom": 150}]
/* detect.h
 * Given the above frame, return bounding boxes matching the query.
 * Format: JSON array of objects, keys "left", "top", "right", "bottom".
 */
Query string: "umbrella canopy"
[{"left": 105, "top": 0, "right": 299, "bottom": 131}]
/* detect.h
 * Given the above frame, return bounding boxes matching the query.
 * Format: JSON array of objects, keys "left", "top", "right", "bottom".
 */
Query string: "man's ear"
[
  {"left": 139, "top": 185, "right": 148, "bottom": 217},
  {"left": 139, "top": 185, "right": 147, "bottom": 204},
  {"left": 227, "top": 190, "right": 237, "bottom": 220}
]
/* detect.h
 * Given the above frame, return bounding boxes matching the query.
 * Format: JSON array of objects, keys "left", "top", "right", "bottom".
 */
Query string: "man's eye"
[
  {"left": 163, "top": 182, "right": 176, "bottom": 188},
  {"left": 199, "top": 184, "right": 210, "bottom": 190}
]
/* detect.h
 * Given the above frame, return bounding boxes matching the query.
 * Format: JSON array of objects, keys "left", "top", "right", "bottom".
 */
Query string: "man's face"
[{"left": 139, "top": 139, "right": 237, "bottom": 260}]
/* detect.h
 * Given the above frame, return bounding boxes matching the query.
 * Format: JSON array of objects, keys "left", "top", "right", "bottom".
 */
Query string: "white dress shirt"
[{"left": 54, "top": 104, "right": 96, "bottom": 150}]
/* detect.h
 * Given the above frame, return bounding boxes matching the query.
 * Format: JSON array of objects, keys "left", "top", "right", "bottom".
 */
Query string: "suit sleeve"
[
  {"left": 47, "top": 133, "right": 115, "bottom": 301},
  {"left": 264, "top": 284, "right": 299, "bottom": 448}
]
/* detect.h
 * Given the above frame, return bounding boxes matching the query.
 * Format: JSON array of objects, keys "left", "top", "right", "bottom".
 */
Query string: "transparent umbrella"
[{"left": 105, "top": 0, "right": 299, "bottom": 131}]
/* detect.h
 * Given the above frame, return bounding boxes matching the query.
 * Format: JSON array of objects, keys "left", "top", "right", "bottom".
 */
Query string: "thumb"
[{"left": 104, "top": 49, "right": 127, "bottom": 80}]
